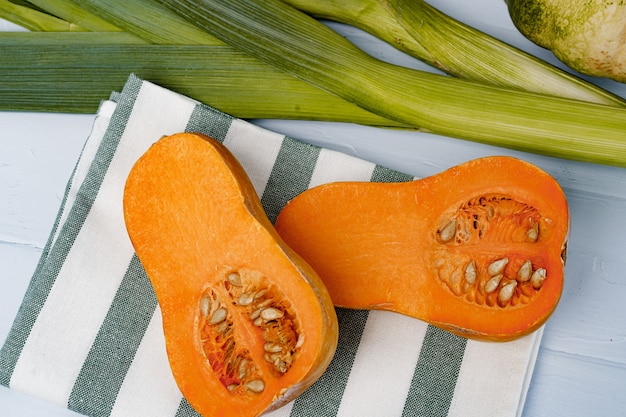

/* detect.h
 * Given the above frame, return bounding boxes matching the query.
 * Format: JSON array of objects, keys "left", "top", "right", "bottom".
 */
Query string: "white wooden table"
[{"left": 2, "top": 1, "right": 625, "bottom": 416}]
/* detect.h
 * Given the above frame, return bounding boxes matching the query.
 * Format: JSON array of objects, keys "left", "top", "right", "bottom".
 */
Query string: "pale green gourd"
[{"left": 506, "top": 0, "right": 626, "bottom": 82}]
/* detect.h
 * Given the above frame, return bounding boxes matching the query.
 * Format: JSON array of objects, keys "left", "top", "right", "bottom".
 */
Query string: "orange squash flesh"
[
  {"left": 123, "top": 133, "right": 338, "bottom": 417},
  {"left": 275, "top": 156, "right": 569, "bottom": 341}
]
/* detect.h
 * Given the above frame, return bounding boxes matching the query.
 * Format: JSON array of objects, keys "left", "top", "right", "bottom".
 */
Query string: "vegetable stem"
[
  {"left": 155, "top": 0, "right": 626, "bottom": 166},
  {"left": 69, "top": 0, "right": 218, "bottom": 44},
  {"left": 25, "top": 0, "right": 121, "bottom": 31},
  {"left": 0, "top": 0, "right": 85, "bottom": 31},
  {"left": 0, "top": 31, "right": 401, "bottom": 126},
  {"left": 2, "top": 0, "right": 625, "bottom": 167},
  {"left": 283, "top": 0, "right": 626, "bottom": 107}
]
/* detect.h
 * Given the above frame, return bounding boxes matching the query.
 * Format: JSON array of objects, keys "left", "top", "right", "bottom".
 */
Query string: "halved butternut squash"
[
  {"left": 123, "top": 132, "right": 338, "bottom": 416},
  {"left": 275, "top": 156, "right": 568, "bottom": 341}
]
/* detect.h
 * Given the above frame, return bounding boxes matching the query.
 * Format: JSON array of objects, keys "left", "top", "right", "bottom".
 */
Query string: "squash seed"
[
  {"left": 249, "top": 308, "right": 262, "bottom": 320},
  {"left": 273, "top": 358, "right": 289, "bottom": 373},
  {"left": 449, "top": 270, "right": 462, "bottom": 288},
  {"left": 464, "top": 260, "right": 477, "bottom": 285},
  {"left": 245, "top": 379, "right": 265, "bottom": 393},
  {"left": 256, "top": 298, "right": 274, "bottom": 309},
  {"left": 238, "top": 293, "right": 254, "bottom": 306},
  {"left": 498, "top": 281, "right": 517, "bottom": 305},
  {"left": 264, "top": 342, "right": 283, "bottom": 353},
  {"left": 227, "top": 271, "right": 243, "bottom": 287},
  {"left": 238, "top": 359, "right": 248, "bottom": 380},
  {"left": 210, "top": 307, "right": 228, "bottom": 324},
  {"left": 527, "top": 222, "right": 539, "bottom": 242},
  {"left": 517, "top": 260, "right": 533, "bottom": 282},
  {"left": 531, "top": 268, "right": 546, "bottom": 289},
  {"left": 261, "top": 307, "right": 284, "bottom": 321},
  {"left": 214, "top": 320, "right": 230, "bottom": 335},
  {"left": 200, "top": 295, "right": 212, "bottom": 317},
  {"left": 437, "top": 218, "right": 457, "bottom": 243},
  {"left": 487, "top": 258, "right": 508, "bottom": 276},
  {"left": 295, "top": 333, "right": 305, "bottom": 349},
  {"left": 485, "top": 274, "right": 503, "bottom": 293},
  {"left": 254, "top": 289, "right": 268, "bottom": 300}
]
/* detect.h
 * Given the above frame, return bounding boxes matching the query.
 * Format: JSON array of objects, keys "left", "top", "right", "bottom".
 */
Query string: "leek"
[
  {"left": 0, "top": 0, "right": 216, "bottom": 43},
  {"left": 154, "top": 0, "right": 626, "bottom": 167},
  {"left": 24, "top": 0, "right": 122, "bottom": 31},
  {"left": 0, "top": 31, "right": 401, "bottom": 126},
  {"left": 0, "top": 0, "right": 87, "bottom": 31},
  {"left": 68, "top": 0, "right": 218, "bottom": 44},
  {"left": 282, "top": 0, "right": 626, "bottom": 107},
  {"left": 14, "top": 0, "right": 623, "bottom": 107},
  {"left": 2, "top": 0, "right": 626, "bottom": 166}
]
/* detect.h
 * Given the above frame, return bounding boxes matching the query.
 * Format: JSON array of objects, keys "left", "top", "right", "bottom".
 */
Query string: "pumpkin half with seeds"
[
  {"left": 275, "top": 156, "right": 569, "bottom": 342},
  {"left": 123, "top": 133, "right": 338, "bottom": 417}
]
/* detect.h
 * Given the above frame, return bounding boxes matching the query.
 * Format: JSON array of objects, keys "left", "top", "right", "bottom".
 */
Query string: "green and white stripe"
[{"left": 0, "top": 74, "right": 541, "bottom": 417}]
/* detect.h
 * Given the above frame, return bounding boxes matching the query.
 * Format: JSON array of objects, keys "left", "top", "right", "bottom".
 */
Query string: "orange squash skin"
[
  {"left": 123, "top": 133, "right": 338, "bottom": 417},
  {"left": 275, "top": 156, "right": 569, "bottom": 342}
]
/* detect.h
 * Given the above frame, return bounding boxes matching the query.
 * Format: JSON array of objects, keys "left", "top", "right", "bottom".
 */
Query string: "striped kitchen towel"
[{"left": 0, "top": 74, "right": 541, "bottom": 417}]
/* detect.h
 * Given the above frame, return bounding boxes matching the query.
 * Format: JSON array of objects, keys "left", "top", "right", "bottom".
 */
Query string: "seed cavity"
[
  {"left": 198, "top": 269, "right": 304, "bottom": 396},
  {"left": 433, "top": 194, "right": 552, "bottom": 308},
  {"left": 436, "top": 193, "right": 541, "bottom": 245},
  {"left": 436, "top": 255, "right": 549, "bottom": 307}
]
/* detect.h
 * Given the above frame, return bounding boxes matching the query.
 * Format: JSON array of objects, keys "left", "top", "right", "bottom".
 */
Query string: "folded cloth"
[{"left": 0, "top": 74, "right": 541, "bottom": 417}]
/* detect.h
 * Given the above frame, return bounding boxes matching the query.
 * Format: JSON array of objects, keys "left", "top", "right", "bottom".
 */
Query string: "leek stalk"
[
  {"left": 283, "top": 0, "right": 626, "bottom": 107},
  {"left": 2, "top": 0, "right": 626, "bottom": 166},
  {"left": 0, "top": 0, "right": 87, "bottom": 31},
  {"left": 68, "top": 0, "right": 218, "bottom": 44},
  {"left": 24, "top": 0, "right": 121, "bottom": 31},
  {"left": 155, "top": 0, "right": 626, "bottom": 166},
  {"left": 0, "top": 31, "right": 401, "bottom": 126}
]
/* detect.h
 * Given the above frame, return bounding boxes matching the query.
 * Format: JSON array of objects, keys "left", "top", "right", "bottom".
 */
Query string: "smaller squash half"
[
  {"left": 275, "top": 156, "right": 569, "bottom": 341},
  {"left": 123, "top": 133, "right": 338, "bottom": 417}
]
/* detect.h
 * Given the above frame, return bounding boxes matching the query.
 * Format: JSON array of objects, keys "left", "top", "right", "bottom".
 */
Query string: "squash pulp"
[
  {"left": 275, "top": 156, "right": 568, "bottom": 341},
  {"left": 123, "top": 132, "right": 338, "bottom": 416}
]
